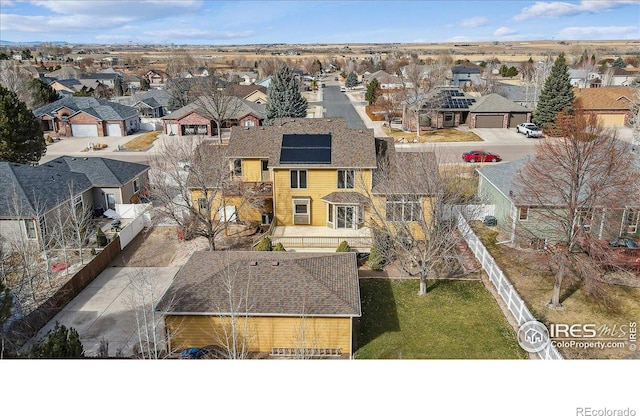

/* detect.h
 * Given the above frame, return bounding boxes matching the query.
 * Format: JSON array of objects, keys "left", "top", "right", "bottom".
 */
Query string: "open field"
[{"left": 355, "top": 279, "right": 527, "bottom": 359}]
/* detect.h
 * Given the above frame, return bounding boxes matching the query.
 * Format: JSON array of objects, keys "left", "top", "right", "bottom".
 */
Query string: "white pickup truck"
[{"left": 516, "top": 123, "right": 543, "bottom": 138}]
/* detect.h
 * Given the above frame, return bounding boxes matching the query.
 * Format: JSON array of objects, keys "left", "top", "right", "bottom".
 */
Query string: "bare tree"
[
  {"left": 0, "top": 61, "right": 34, "bottom": 107},
  {"left": 361, "top": 145, "right": 475, "bottom": 295},
  {"left": 194, "top": 87, "right": 245, "bottom": 144},
  {"left": 631, "top": 82, "right": 640, "bottom": 150},
  {"left": 401, "top": 58, "right": 449, "bottom": 136},
  {"left": 149, "top": 137, "right": 262, "bottom": 251},
  {"left": 514, "top": 108, "right": 640, "bottom": 309}
]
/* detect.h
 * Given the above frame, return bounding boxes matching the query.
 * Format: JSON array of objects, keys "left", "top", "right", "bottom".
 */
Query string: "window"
[
  {"left": 337, "top": 170, "right": 355, "bottom": 189},
  {"left": 133, "top": 178, "right": 140, "bottom": 193},
  {"left": 577, "top": 208, "right": 593, "bottom": 229},
  {"left": 624, "top": 208, "right": 639, "bottom": 234},
  {"left": 518, "top": 207, "right": 529, "bottom": 221},
  {"left": 73, "top": 194, "right": 83, "bottom": 211},
  {"left": 290, "top": 170, "right": 307, "bottom": 189},
  {"left": 198, "top": 198, "right": 208, "bottom": 211},
  {"left": 292, "top": 198, "right": 310, "bottom": 225},
  {"left": 244, "top": 119, "right": 255, "bottom": 127},
  {"left": 327, "top": 204, "right": 333, "bottom": 223},
  {"left": 39, "top": 217, "right": 47, "bottom": 238},
  {"left": 24, "top": 220, "right": 37, "bottom": 239},
  {"left": 295, "top": 204, "right": 308, "bottom": 214},
  {"left": 385, "top": 195, "right": 421, "bottom": 222},
  {"left": 233, "top": 159, "right": 242, "bottom": 177},
  {"left": 261, "top": 160, "right": 268, "bottom": 171}
]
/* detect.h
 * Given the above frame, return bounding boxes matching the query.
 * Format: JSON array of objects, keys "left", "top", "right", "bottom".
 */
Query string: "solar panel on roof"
[
  {"left": 280, "top": 134, "right": 332, "bottom": 164},
  {"left": 282, "top": 134, "right": 331, "bottom": 148}
]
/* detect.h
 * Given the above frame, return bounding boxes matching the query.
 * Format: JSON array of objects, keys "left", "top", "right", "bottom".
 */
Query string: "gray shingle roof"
[
  {"left": 228, "top": 118, "right": 377, "bottom": 168},
  {"left": 0, "top": 162, "right": 92, "bottom": 218},
  {"left": 161, "top": 96, "right": 265, "bottom": 121},
  {"left": 476, "top": 158, "right": 527, "bottom": 202},
  {"left": 469, "top": 93, "right": 532, "bottom": 113},
  {"left": 33, "top": 97, "right": 138, "bottom": 121},
  {"left": 156, "top": 251, "right": 361, "bottom": 317},
  {"left": 113, "top": 89, "right": 171, "bottom": 108},
  {"left": 43, "top": 156, "right": 149, "bottom": 186},
  {"left": 321, "top": 192, "right": 370, "bottom": 204}
]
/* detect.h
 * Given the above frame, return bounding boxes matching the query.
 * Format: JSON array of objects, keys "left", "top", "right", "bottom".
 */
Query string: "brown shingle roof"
[
  {"left": 227, "top": 118, "right": 377, "bottom": 168},
  {"left": 321, "top": 192, "right": 370, "bottom": 204},
  {"left": 157, "top": 251, "right": 361, "bottom": 317},
  {"left": 372, "top": 138, "right": 438, "bottom": 195},
  {"left": 224, "top": 84, "right": 267, "bottom": 99},
  {"left": 573, "top": 87, "right": 634, "bottom": 110}
]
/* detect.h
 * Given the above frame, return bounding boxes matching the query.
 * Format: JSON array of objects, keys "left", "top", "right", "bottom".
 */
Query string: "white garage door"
[
  {"left": 71, "top": 124, "right": 99, "bottom": 137},
  {"left": 106, "top": 123, "right": 122, "bottom": 136},
  {"left": 167, "top": 123, "right": 179, "bottom": 135}
]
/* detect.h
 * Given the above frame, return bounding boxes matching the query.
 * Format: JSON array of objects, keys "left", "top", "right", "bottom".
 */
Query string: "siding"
[
  {"left": 165, "top": 315, "right": 352, "bottom": 354},
  {"left": 240, "top": 159, "right": 264, "bottom": 182},
  {"left": 478, "top": 175, "right": 513, "bottom": 235}
]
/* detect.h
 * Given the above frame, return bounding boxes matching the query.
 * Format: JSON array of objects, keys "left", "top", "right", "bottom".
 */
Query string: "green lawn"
[{"left": 354, "top": 279, "right": 527, "bottom": 359}]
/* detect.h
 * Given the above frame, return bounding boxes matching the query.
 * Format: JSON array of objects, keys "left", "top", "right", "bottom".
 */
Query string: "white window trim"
[{"left": 337, "top": 169, "right": 355, "bottom": 189}]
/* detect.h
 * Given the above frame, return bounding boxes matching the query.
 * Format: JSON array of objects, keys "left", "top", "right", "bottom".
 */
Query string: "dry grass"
[
  {"left": 472, "top": 222, "right": 640, "bottom": 359},
  {"left": 383, "top": 127, "right": 483, "bottom": 143},
  {"left": 123, "top": 131, "right": 161, "bottom": 151}
]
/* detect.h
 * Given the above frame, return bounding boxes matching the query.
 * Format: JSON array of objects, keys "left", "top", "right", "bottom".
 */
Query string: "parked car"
[
  {"left": 462, "top": 150, "right": 501, "bottom": 163},
  {"left": 340, "top": 86, "right": 346, "bottom": 92},
  {"left": 516, "top": 123, "right": 543, "bottom": 138}
]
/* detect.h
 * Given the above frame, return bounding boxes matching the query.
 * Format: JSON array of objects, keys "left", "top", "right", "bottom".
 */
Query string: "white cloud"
[
  {"left": 494, "top": 27, "right": 517, "bottom": 36},
  {"left": 142, "top": 29, "right": 255, "bottom": 41},
  {"left": 557, "top": 25, "right": 639, "bottom": 39},
  {"left": 514, "top": 0, "right": 638, "bottom": 21},
  {"left": 30, "top": 1, "right": 202, "bottom": 18},
  {"left": 459, "top": 16, "right": 489, "bottom": 27}
]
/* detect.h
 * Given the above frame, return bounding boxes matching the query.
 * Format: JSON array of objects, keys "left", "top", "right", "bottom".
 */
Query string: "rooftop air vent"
[
  {"left": 271, "top": 261, "right": 279, "bottom": 266},
  {"left": 249, "top": 261, "right": 257, "bottom": 266}
]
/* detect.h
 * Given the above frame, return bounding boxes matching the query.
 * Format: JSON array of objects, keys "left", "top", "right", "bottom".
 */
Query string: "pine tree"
[
  {"left": 533, "top": 53, "right": 574, "bottom": 129},
  {"left": 264, "top": 64, "right": 308, "bottom": 125},
  {"left": 0, "top": 85, "right": 46, "bottom": 164},
  {"left": 30, "top": 78, "right": 58, "bottom": 108},
  {"left": 140, "top": 77, "right": 149, "bottom": 91},
  {"left": 612, "top": 56, "right": 626, "bottom": 68},
  {"left": 365, "top": 78, "right": 380, "bottom": 105},
  {"left": 30, "top": 321, "right": 85, "bottom": 358},
  {"left": 113, "top": 77, "right": 124, "bottom": 97},
  {"left": 345, "top": 72, "right": 358, "bottom": 88}
]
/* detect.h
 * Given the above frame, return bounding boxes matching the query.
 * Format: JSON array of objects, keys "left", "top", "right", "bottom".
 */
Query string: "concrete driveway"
[{"left": 28, "top": 267, "right": 179, "bottom": 357}]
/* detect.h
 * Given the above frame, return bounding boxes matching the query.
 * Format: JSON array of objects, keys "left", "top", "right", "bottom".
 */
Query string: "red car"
[{"left": 462, "top": 150, "right": 501, "bottom": 163}]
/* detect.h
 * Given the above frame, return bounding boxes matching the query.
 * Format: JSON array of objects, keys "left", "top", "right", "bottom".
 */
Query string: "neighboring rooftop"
[
  {"left": 573, "top": 86, "right": 635, "bottom": 110},
  {"left": 469, "top": 93, "right": 532, "bottom": 112},
  {"left": 42, "top": 156, "right": 149, "bottom": 187},
  {"left": 156, "top": 251, "right": 361, "bottom": 317},
  {"left": 33, "top": 96, "right": 138, "bottom": 121}
]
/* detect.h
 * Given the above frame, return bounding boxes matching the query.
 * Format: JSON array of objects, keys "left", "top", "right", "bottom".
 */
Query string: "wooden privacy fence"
[{"left": 455, "top": 209, "right": 563, "bottom": 360}]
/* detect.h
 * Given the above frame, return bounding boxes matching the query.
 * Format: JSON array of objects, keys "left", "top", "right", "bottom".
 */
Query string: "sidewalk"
[{"left": 344, "top": 90, "right": 389, "bottom": 137}]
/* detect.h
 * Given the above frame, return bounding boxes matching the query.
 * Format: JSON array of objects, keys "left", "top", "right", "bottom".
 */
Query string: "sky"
[{"left": 0, "top": 0, "right": 639, "bottom": 45}]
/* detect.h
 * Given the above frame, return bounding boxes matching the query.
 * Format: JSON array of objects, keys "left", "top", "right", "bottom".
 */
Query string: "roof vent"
[
  {"left": 84, "top": 158, "right": 88, "bottom": 160},
  {"left": 358, "top": 129, "right": 363, "bottom": 133},
  {"left": 249, "top": 261, "right": 257, "bottom": 266},
  {"left": 271, "top": 261, "right": 279, "bottom": 266}
]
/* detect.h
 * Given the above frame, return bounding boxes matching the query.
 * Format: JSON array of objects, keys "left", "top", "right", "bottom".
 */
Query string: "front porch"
[{"left": 269, "top": 225, "right": 373, "bottom": 252}]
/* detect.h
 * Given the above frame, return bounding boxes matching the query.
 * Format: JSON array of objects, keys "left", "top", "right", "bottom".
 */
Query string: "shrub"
[
  {"left": 273, "top": 242, "right": 286, "bottom": 252},
  {"left": 45, "top": 135, "right": 53, "bottom": 143},
  {"left": 96, "top": 227, "right": 107, "bottom": 247},
  {"left": 336, "top": 241, "right": 351, "bottom": 252},
  {"left": 90, "top": 247, "right": 96, "bottom": 255},
  {"left": 368, "top": 245, "right": 384, "bottom": 271},
  {"left": 30, "top": 321, "right": 84, "bottom": 358},
  {"left": 255, "top": 237, "right": 272, "bottom": 251}
]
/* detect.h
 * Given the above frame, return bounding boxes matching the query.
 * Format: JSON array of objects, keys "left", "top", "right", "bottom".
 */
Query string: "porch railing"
[
  {"left": 251, "top": 221, "right": 276, "bottom": 248},
  {"left": 270, "top": 236, "right": 372, "bottom": 250}
]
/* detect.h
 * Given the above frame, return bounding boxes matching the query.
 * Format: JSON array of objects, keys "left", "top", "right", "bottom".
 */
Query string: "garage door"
[
  {"left": 166, "top": 123, "right": 179, "bottom": 136},
  {"left": 597, "top": 114, "right": 626, "bottom": 126},
  {"left": 508, "top": 113, "right": 528, "bottom": 127},
  {"left": 71, "top": 124, "right": 98, "bottom": 137},
  {"left": 106, "top": 123, "right": 122, "bottom": 136},
  {"left": 475, "top": 115, "right": 505, "bottom": 128}
]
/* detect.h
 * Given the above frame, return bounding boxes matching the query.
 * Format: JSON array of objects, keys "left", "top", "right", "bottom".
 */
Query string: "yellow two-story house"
[{"left": 194, "top": 117, "right": 437, "bottom": 251}]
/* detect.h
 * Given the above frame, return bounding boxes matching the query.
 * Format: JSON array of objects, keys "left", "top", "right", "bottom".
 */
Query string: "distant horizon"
[{"left": 1, "top": 1, "right": 638, "bottom": 45}]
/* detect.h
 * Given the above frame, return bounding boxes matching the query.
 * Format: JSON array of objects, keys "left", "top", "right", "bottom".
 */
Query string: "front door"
[
  {"left": 337, "top": 206, "right": 355, "bottom": 229},
  {"left": 105, "top": 193, "right": 116, "bottom": 210}
]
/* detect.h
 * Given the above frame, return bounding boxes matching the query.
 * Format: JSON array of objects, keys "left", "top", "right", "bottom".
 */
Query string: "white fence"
[
  {"left": 118, "top": 214, "right": 145, "bottom": 249},
  {"left": 140, "top": 118, "right": 162, "bottom": 131},
  {"left": 456, "top": 210, "right": 563, "bottom": 360},
  {"left": 444, "top": 204, "right": 495, "bottom": 221}
]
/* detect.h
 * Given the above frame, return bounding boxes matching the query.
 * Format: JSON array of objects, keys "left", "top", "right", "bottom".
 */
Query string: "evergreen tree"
[
  {"left": 264, "top": 63, "right": 308, "bottom": 125},
  {"left": 612, "top": 56, "right": 626, "bottom": 68},
  {"left": 0, "top": 85, "right": 46, "bottom": 164},
  {"left": 365, "top": 78, "right": 381, "bottom": 105},
  {"left": 113, "top": 77, "right": 124, "bottom": 97},
  {"left": 30, "top": 321, "right": 85, "bottom": 358},
  {"left": 533, "top": 53, "right": 574, "bottom": 129},
  {"left": 140, "top": 77, "right": 149, "bottom": 91},
  {"left": 345, "top": 72, "right": 358, "bottom": 88},
  {"left": 29, "top": 78, "right": 58, "bottom": 108},
  {"left": 505, "top": 66, "right": 519, "bottom": 78}
]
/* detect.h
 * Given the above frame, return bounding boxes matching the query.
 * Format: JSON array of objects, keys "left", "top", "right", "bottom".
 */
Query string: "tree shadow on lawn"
[{"left": 357, "top": 279, "right": 400, "bottom": 348}]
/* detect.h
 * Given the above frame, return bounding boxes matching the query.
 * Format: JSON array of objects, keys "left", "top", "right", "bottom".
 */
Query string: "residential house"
[
  {"left": 48, "top": 79, "right": 84, "bottom": 98},
  {"left": 403, "top": 88, "right": 531, "bottom": 130},
  {"left": 47, "top": 66, "right": 83, "bottom": 80},
  {"left": 34, "top": 96, "right": 140, "bottom": 137},
  {"left": 156, "top": 251, "right": 362, "bottom": 358},
  {"left": 144, "top": 69, "right": 170, "bottom": 89},
  {"left": 598, "top": 67, "right": 639, "bottom": 87},
  {"left": 449, "top": 63, "right": 484, "bottom": 88},
  {"left": 80, "top": 73, "right": 122, "bottom": 89},
  {"left": 363, "top": 70, "right": 403, "bottom": 90},
  {"left": 476, "top": 159, "right": 640, "bottom": 245},
  {"left": 0, "top": 156, "right": 149, "bottom": 247},
  {"left": 123, "top": 74, "right": 142, "bottom": 92},
  {"left": 568, "top": 66, "right": 601, "bottom": 88},
  {"left": 193, "top": 118, "right": 436, "bottom": 251},
  {"left": 573, "top": 86, "right": 634, "bottom": 126},
  {"left": 227, "top": 71, "right": 258, "bottom": 85},
  {"left": 223, "top": 84, "right": 268, "bottom": 104},
  {"left": 162, "top": 96, "right": 265, "bottom": 136},
  {"left": 112, "top": 89, "right": 171, "bottom": 118},
  {"left": 496, "top": 82, "right": 536, "bottom": 109}
]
